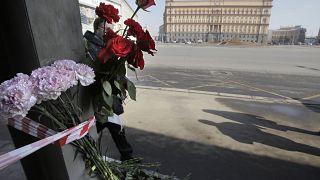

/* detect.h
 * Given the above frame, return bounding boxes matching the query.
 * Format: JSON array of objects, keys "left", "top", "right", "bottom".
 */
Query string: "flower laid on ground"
[{"left": 0, "top": 73, "right": 37, "bottom": 119}]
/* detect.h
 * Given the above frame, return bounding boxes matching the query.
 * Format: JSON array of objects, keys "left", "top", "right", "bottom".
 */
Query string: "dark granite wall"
[{"left": 0, "top": 0, "right": 94, "bottom": 180}]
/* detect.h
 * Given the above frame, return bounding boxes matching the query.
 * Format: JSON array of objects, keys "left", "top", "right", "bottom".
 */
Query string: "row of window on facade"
[
  {"left": 167, "top": 16, "right": 268, "bottom": 24},
  {"left": 167, "top": 8, "right": 269, "bottom": 15},
  {"left": 167, "top": 25, "right": 267, "bottom": 34},
  {"left": 168, "top": 33, "right": 261, "bottom": 38},
  {"left": 167, "top": 18, "right": 268, "bottom": 24},
  {"left": 167, "top": 34, "right": 263, "bottom": 43}
]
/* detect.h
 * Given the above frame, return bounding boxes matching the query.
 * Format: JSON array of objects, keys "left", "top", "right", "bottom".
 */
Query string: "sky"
[{"left": 127, "top": 0, "right": 320, "bottom": 37}]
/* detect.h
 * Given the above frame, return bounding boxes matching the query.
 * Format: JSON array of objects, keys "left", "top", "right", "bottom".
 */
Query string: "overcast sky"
[{"left": 127, "top": 0, "right": 320, "bottom": 37}]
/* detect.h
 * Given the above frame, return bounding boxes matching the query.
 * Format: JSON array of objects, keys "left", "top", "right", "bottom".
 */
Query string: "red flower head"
[
  {"left": 136, "top": 0, "right": 156, "bottom": 10},
  {"left": 137, "top": 30, "right": 157, "bottom": 56},
  {"left": 98, "top": 36, "right": 133, "bottom": 63},
  {"left": 104, "top": 28, "right": 118, "bottom": 42},
  {"left": 127, "top": 46, "right": 145, "bottom": 70},
  {"left": 95, "top": 3, "right": 120, "bottom": 24},
  {"left": 124, "top": 19, "right": 145, "bottom": 38},
  {"left": 135, "top": 48, "right": 145, "bottom": 70}
]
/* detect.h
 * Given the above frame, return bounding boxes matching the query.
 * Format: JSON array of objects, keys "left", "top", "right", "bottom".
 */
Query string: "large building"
[
  {"left": 271, "top": 25, "right": 306, "bottom": 45},
  {"left": 318, "top": 28, "right": 320, "bottom": 43},
  {"left": 79, "top": 0, "right": 137, "bottom": 34},
  {"left": 162, "top": 0, "right": 273, "bottom": 44}
]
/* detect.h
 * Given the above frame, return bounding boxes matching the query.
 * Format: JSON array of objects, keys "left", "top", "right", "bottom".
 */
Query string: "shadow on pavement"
[
  {"left": 203, "top": 109, "right": 319, "bottom": 136},
  {"left": 301, "top": 102, "right": 320, "bottom": 113},
  {"left": 125, "top": 127, "right": 320, "bottom": 180},
  {"left": 200, "top": 110, "right": 320, "bottom": 157}
]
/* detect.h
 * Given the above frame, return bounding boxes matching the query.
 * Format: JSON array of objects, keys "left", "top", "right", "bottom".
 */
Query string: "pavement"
[
  {"left": 0, "top": 123, "right": 27, "bottom": 180},
  {"left": 100, "top": 87, "right": 320, "bottom": 180},
  {"left": 100, "top": 45, "right": 320, "bottom": 179}
]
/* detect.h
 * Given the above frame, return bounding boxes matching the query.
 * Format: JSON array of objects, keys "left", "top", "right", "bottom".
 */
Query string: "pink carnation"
[
  {"left": 52, "top": 60, "right": 78, "bottom": 71},
  {"left": 53, "top": 60, "right": 95, "bottom": 86},
  {"left": 75, "top": 64, "right": 95, "bottom": 86},
  {"left": 30, "top": 66, "right": 77, "bottom": 103},
  {"left": 0, "top": 74, "right": 37, "bottom": 119}
]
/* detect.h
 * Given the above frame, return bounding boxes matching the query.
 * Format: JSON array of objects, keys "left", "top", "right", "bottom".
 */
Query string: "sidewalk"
[{"left": 111, "top": 87, "right": 320, "bottom": 180}]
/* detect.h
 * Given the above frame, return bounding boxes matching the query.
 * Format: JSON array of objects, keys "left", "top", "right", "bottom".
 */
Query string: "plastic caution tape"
[
  {"left": 8, "top": 117, "right": 56, "bottom": 139},
  {"left": 0, "top": 116, "right": 95, "bottom": 170}
]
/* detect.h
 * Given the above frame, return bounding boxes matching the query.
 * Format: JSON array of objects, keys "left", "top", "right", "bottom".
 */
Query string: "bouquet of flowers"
[
  {"left": 91, "top": 0, "right": 157, "bottom": 122},
  {"left": 0, "top": 60, "right": 174, "bottom": 180},
  {"left": 0, "top": 60, "right": 121, "bottom": 178},
  {"left": 0, "top": 1, "right": 181, "bottom": 179}
]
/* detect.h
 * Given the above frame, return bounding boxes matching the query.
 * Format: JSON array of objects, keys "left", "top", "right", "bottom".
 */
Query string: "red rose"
[
  {"left": 124, "top": 19, "right": 145, "bottom": 38},
  {"left": 127, "top": 46, "right": 145, "bottom": 70},
  {"left": 137, "top": 30, "right": 157, "bottom": 56},
  {"left": 98, "top": 47, "right": 111, "bottom": 63},
  {"left": 135, "top": 48, "right": 145, "bottom": 70},
  {"left": 111, "top": 36, "right": 133, "bottom": 57},
  {"left": 98, "top": 36, "right": 133, "bottom": 63},
  {"left": 136, "top": 0, "right": 156, "bottom": 10},
  {"left": 104, "top": 28, "right": 118, "bottom": 42},
  {"left": 96, "top": 3, "right": 120, "bottom": 24}
]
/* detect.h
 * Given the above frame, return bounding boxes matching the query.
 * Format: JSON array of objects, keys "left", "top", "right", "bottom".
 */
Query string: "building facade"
[
  {"left": 78, "top": 0, "right": 137, "bottom": 34},
  {"left": 158, "top": 24, "right": 165, "bottom": 41},
  {"left": 271, "top": 25, "right": 306, "bottom": 45},
  {"left": 317, "top": 28, "right": 320, "bottom": 44},
  {"left": 163, "top": 0, "right": 273, "bottom": 43}
]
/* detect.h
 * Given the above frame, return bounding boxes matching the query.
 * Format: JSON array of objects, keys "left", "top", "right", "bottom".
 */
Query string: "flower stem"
[{"left": 122, "top": 7, "right": 141, "bottom": 37}]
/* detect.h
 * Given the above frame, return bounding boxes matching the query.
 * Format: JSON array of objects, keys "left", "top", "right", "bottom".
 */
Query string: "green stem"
[
  {"left": 107, "top": 58, "right": 126, "bottom": 82},
  {"left": 122, "top": 7, "right": 141, "bottom": 37},
  {"left": 34, "top": 105, "right": 67, "bottom": 129}
]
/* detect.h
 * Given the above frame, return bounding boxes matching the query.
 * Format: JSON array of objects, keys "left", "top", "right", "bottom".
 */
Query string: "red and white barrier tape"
[
  {"left": 0, "top": 116, "right": 95, "bottom": 170},
  {"left": 8, "top": 117, "right": 56, "bottom": 139}
]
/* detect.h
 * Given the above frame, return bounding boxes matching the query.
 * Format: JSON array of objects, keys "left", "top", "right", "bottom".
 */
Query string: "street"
[
  {"left": 131, "top": 44, "right": 320, "bottom": 101},
  {"left": 109, "top": 45, "right": 320, "bottom": 179}
]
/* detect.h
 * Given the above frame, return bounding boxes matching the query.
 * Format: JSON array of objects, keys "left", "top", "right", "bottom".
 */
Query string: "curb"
[{"left": 136, "top": 85, "right": 308, "bottom": 105}]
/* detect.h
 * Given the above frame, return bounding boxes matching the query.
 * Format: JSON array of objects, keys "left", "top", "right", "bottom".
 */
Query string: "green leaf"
[
  {"left": 114, "top": 80, "right": 121, "bottom": 91},
  {"left": 126, "top": 79, "right": 136, "bottom": 101},
  {"left": 91, "top": 165, "right": 96, "bottom": 172},
  {"left": 102, "top": 91, "right": 113, "bottom": 107},
  {"left": 101, "top": 106, "right": 113, "bottom": 117},
  {"left": 119, "top": 63, "right": 127, "bottom": 77},
  {"left": 127, "top": 64, "right": 135, "bottom": 72},
  {"left": 102, "top": 81, "right": 112, "bottom": 96},
  {"left": 127, "top": 65, "right": 139, "bottom": 80}
]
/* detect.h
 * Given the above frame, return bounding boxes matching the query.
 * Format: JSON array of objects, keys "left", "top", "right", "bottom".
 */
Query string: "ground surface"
[
  {"left": 109, "top": 45, "right": 320, "bottom": 180},
  {"left": 1, "top": 45, "right": 320, "bottom": 180}
]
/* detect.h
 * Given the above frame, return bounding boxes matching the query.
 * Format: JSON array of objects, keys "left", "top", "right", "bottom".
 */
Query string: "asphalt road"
[
  {"left": 129, "top": 44, "right": 320, "bottom": 103},
  {"left": 145, "top": 44, "right": 320, "bottom": 76}
]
